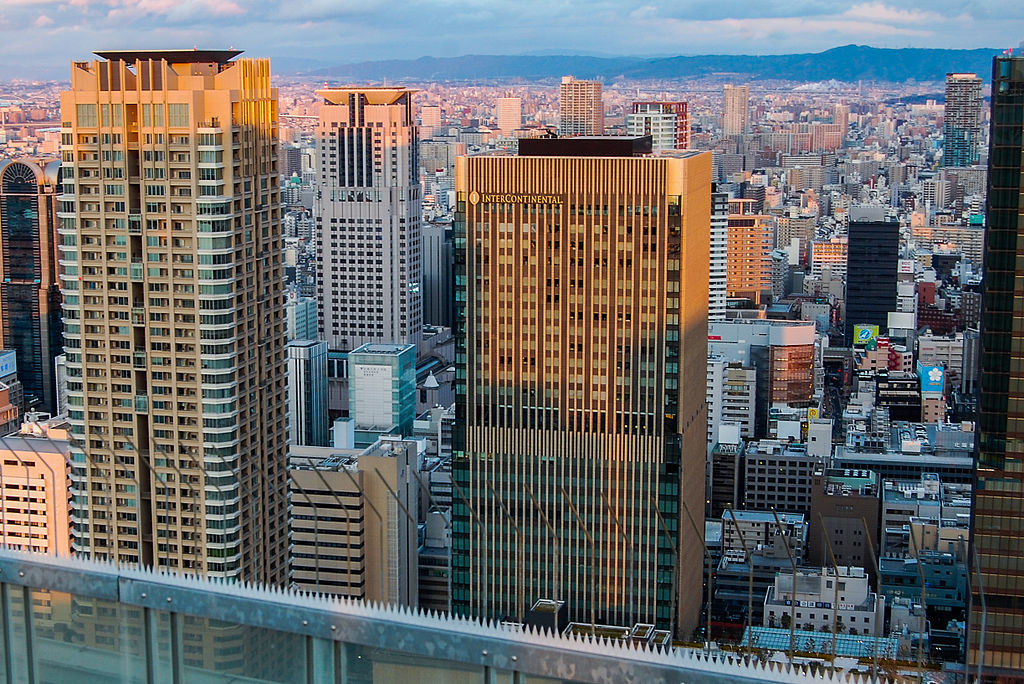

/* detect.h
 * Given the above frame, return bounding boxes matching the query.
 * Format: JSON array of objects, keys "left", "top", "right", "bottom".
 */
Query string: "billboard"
[
  {"left": 917, "top": 362, "right": 945, "bottom": 394},
  {"left": 853, "top": 324, "right": 880, "bottom": 346}
]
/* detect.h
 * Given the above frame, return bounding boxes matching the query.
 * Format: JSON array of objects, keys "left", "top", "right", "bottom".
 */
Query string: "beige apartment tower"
[
  {"left": 723, "top": 85, "right": 750, "bottom": 136},
  {"left": 453, "top": 137, "right": 711, "bottom": 637},
  {"left": 495, "top": 96, "right": 522, "bottom": 136},
  {"left": 726, "top": 198, "right": 775, "bottom": 305},
  {"left": 558, "top": 76, "right": 604, "bottom": 136},
  {"left": 59, "top": 50, "right": 288, "bottom": 584}
]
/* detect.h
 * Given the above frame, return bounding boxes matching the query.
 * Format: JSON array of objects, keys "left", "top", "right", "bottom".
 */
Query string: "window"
[
  {"left": 168, "top": 103, "right": 189, "bottom": 128},
  {"left": 76, "top": 104, "right": 97, "bottom": 128}
]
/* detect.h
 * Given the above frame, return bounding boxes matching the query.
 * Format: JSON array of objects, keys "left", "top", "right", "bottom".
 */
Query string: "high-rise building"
[
  {"left": 0, "top": 158, "right": 63, "bottom": 413},
  {"left": 60, "top": 50, "right": 289, "bottom": 583},
  {"left": 844, "top": 215, "right": 899, "bottom": 346},
  {"left": 453, "top": 137, "right": 711, "bottom": 636},
  {"left": 420, "top": 105, "right": 441, "bottom": 139},
  {"left": 833, "top": 103, "right": 850, "bottom": 133},
  {"left": 627, "top": 102, "right": 689, "bottom": 151},
  {"left": 347, "top": 343, "right": 417, "bottom": 448},
  {"left": 708, "top": 186, "right": 729, "bottom": 320},
  {"left": 315, "top": 88, "right": 422, "bottom": 350},
  {"left": 287, "top": 340, "right": 329, "bottom": 446},
  {"left": 558, "top": 76, "right": 603, "bottom": 137},
  {"left": 723, "top": 85, "right": 749, "bottom": 136},
  {"left": 943, "top": 72, "right": 983, "bottom": 168},
  {"left": 495, "top": 97, "right": 522, "bottom": 136},
  {"left": 725, "top": 198, "right": 774, "bottom": 306},
  {"left": 970, "top": 55, "right": 1024, "bottom": 676}
]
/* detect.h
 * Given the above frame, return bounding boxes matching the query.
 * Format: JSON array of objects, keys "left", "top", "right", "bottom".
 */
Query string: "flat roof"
[{"left": 93, "top": 49, "right": 242, "bottom": 64}]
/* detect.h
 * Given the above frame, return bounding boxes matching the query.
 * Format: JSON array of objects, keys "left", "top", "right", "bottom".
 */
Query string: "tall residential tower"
[
  {"left": 943, "top": 72, "right": 984, "bottom": 168},
  {"left": 723, "top": 85, "right": 750, "bottom": 136},
  {"left": 453, "top": 137, "right": 711, "bottom": 636},
  {"left": 59, "top": 50, "right": 289, "bottom": 583},
  {"left": 558, "top": 77, "right": 603, "bottom": 137}
]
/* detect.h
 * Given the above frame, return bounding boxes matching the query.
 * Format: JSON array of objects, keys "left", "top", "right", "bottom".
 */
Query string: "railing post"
[
  {"left": 168, "top": 611, "right": 183, "bottom": 684},
  {"left": 20, "top": 586, "right": 35, "bottom": 684},
  {"left": 1, "top": 584, "right": 16, "bottom": 684}
]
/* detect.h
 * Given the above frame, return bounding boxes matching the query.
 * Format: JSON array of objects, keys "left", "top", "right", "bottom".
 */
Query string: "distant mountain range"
[{"left": 304, "top": 45, "right": 1001, "bottom": 83}]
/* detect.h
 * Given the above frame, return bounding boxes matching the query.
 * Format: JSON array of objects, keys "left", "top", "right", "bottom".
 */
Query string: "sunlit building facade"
[{"left": 453, "top": 137, "right": 711, "bottom": 637}]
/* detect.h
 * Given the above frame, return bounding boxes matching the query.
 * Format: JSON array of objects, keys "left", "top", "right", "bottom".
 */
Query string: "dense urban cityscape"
[{"left": 0, "top": 33, "right": 1021, "bottom": 684}]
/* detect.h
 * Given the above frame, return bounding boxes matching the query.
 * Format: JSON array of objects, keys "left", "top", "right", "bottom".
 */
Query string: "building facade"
[
  {"left": 287, "top": 340, "right": 329, "bottom": 447},
  {"left": 495, "top": 97, "right": 522, "bottom": 137},
  {"left": 557, "top": 77, "right": 603, "bottom": 137},
  {"left": 970, "top": 55, "right": 1024, "bottom": 676},
  {"left": 0, "top": 158, "right": 63, "bottom": 413},
  {"left": 59, "top": 50, "right": 289, "bottom": 583},
  {"left": 845, "top": 218, "right": 899, "bottom": 345},
  {"left": 723, "top": 85, "right": 750, "bottom": 136},
  {"left": 726, "top": 198, "right": 774, "bottom": 306},
  {"left": 314, "top": 87, "right": 423, "bottom": 354},
  {"left": 708, "top": 187, "right": 729, "bottom": 320},
  {"left": 453, "top": 139, "right": 711, "bottom": 636},
  {"left": 943, "top": 72, "right": 983, "bottom": 168},
  {"left": 627, "top": 102, "right": 689, "bottom": 151}
]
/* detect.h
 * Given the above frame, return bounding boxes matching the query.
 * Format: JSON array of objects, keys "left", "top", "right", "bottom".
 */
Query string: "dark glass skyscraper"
[
  {"left": 844, "top": 217, "right": 898, "bottom": 346},
  {"left": 0, "top": 159, "right": 62, "bottom": 413},
  {"left": 452, "top": 138, "right": 711, "bottom": 637},
  {"left": 970, "top": 55, "right": 1024, "bottom": 678}
]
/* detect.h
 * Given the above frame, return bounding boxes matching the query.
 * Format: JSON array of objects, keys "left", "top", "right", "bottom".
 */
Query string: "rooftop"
[{"left": 93, "top": 49, "right": 243, "bottom": 64}]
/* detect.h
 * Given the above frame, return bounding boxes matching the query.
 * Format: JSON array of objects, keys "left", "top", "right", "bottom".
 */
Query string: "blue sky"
[{"left": 0, "top": 0, "right": 1021, "bottom": 77}]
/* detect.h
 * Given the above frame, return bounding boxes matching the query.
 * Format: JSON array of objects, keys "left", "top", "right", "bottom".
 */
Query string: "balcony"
[{"left": 0, "top": 547, "right": 850, "bottom": 684}]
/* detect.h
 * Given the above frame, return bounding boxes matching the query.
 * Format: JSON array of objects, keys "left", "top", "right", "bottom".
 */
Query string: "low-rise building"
[{"left": 764, "top": 566, "right": 884, "bottom": 637}]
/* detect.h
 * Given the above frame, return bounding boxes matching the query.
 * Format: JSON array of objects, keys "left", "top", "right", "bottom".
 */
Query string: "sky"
[{"left": 0, "top": 0, "right": 1022, "bottom": 78}]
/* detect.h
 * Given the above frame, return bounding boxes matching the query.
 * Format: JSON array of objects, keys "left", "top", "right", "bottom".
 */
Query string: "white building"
[
  {"left": 764, "top": 566, "right": 884, "bottom": 636},
  {"left": 495, "top": 97, "right": 522, "bottom": 136},
  {"left": 708, "top": 189, "right": 729, "bottom": 320}
]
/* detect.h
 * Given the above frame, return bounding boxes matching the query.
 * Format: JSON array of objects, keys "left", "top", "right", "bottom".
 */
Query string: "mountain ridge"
[{"left": 303, "top": 44, "right": 1001, "bottom": 83}]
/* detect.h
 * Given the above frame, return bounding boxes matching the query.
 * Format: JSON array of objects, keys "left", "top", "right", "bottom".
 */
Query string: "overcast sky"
[{"left": 1, "top": 0, "right": 1021, "bottom": 77}]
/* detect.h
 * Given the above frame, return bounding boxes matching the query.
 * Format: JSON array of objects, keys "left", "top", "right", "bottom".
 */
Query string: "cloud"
[{"left": 33, "top": 14, "right": 54, "bottom": 27}]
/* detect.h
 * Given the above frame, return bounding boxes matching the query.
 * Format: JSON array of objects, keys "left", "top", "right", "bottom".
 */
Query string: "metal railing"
[{"left": 0, "top": 547, "right": 884, "bottom": 684}]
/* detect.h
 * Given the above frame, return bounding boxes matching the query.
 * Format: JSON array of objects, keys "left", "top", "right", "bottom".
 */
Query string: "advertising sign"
[
  {"left": 853, "top": 324, "right": 880, "bottom": 346},
  {"left": 917, "top": 362, "right": 945, "bottom": 394}
]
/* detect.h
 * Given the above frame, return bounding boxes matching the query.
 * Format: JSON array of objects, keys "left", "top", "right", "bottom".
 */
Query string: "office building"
[
  {"left": 626, "top": 102, "right": 689, "bottom": 151},
  {"left": 557, "top": 77, "right": 603, "bottom": 136},
  {"left": 285, "top": 295, "right": 318, "bottom": 341},
  {"left": 60, "top": 50, "right": 289, "bottom": 583},
  {"left": 453, "top": 138, "right": 711, "bottom": 636},
  {"left": 288, "top": 440, "right": 420, "bottom": 604},
  {"left": 943, "top": 73, "right": 983, "bottom": 168},
  {"left": 743, "top": 440, "right": 820, "bottom": 514},
  {"left": 845, "top": 217, "right": 899, "bottom": 346},
  {"left": 723, "top": 85, "right": 749, "bottom": 136},
  {"left": 421, "top": 220, "right": 454, "bottom": 328},
  {"left": 495, "top": 97, "right": 522, "bottom": 137},
  {"left": 708, "top": 187, "right": 729, "bottom": 320},
  {"left": 0, "top": 158, "right": 63, "bottom": 412},
  {"left": 347, "top": 343, "right": 417, "bottom": 447},
  {"left": 810, "top": 236, "right": 848, "bottom": 280},
  {"left": 970, "top": 55, "right": 1024, "bottom": 676},
  {"left": 726, "top": 198, "right": 774, "bottom": 306},
  {"left": 764, "top": 567, "right": 884, "bottom": 637},
  {"left": 314, "top": 87, "right": 423, "bottom": 355},
  {"left": 0, "top": 414, "right": 71, "bottom": 556},
  {"left": 808, "top": 469, "right": 879, "bottom": 569},
  {"left": 287, "top": 340, "right": 329, "bottom": 447}
]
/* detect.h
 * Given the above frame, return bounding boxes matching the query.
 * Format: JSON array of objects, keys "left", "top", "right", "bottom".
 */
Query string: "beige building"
[
  {"left": 726, "top": 198, "right": 775, "bottom": 305},
  {"left": 495, "top": 97, "right": 522, "bottom": 136},
  {"left": 558, "top": 76, "right": 603, "bottom": 136},
  {"left": 59, "top": 50, "right": 288, "bottom": 583},
  {"left": 723, "top": 85, "right": 749, "bottom": 136},
  {"left": 0, "top": 414, "right": 71, "bottom": 556},
  {"left": 288, "top": 439, "right": 420, "bottom": 605},
  {"left": 453, "top": 137, "right": 711, "bottom": 637}
]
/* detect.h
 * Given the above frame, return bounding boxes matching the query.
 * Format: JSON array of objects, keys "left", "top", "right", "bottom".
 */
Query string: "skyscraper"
[
  {"left": 558, "top": 76, "right": 603, "bottom": 136},
  {"left": 315, "top": 88, "right": 422, "bottom": 353},
  {"left": 844, "top": 213, "right": 899, "bottom": 346},
  {"left": 0, "top": 158, "right": 62, "bottom": 412},
  {"left": 59, "top": 50, "right": 289, "bottom": 583},
  {"left": 970, "top": 55, "right": 1024, "bottom": 677},
  {"left": 943, "top": 72, "right": 983, "bottom": 168},
  {"left": 453, "top": 137, "right": 711, "bottom": 636},
  {"left": 495, "top": 96, "right": 522, "bottom": 136},
  {"left": 627, "top": 102, "right": 689, "bottom": 151},
  {"left": 287, "top": 340, "right": 329, "bottom": 446},
  {"left": 723, "top": 85, "right": 749, "bottom": 136}
]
